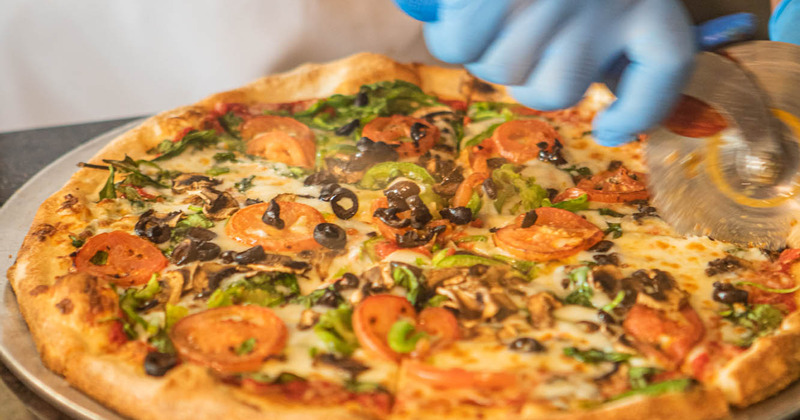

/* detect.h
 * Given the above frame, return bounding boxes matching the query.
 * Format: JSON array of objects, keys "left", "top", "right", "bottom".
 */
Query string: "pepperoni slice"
[
  {"left": 240, "top": 115, "right": 316, "bottom": 168},
  {"left": 493, "top": 207, "right": 603, "bottom": 261},
  {"left": 566, "top": 165, "right": 649, "bottom": 203},
  {"left": 226, "top": 201, "right": 325, "bottom": 252},
  {"left": 74, "top": 231, "right": 168, "bottom": 287},
  {"left": 171, "top": 305, "right": 288, "bottom": 373},
  {"left": 492, "top": 119, "right": 561, "bottom": 164},
  {"left": 362, "top": 116, "right": 439, "bottom": 158}
]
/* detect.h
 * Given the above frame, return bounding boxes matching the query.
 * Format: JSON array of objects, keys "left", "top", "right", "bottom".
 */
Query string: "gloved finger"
[
  {"left": 770, "top": 0, "right": 800, "bottom": 45},
  {"left": 423, "top": 0, "right": 515, "bottom": 63},
  {"left": 593, "top": 0, "right": 696, "bottom": 146},
  {"left": 465, "top": 0, "right": 581, "bottom": 86},
  {"left": 392, "top": 0, "right": 439, "bottom": 22},
  {"left": 508, "top": 3, "right": 614, "bottom": 111}
]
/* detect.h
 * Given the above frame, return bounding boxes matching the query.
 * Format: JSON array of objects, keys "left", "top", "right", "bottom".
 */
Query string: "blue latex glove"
[
  {"left": 393, "top": 0, "right": 752, "bottom": 147},
  {"left": 771, "top": 0, "right": 800, "bottom": 45}
]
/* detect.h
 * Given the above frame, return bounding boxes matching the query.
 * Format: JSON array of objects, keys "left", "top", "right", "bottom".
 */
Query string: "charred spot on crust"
[
  {"left": 32, "top": 224, "right": 57, "bottom": 242},
  {"left": 471, "top": 79, "right": 497, "bottom": 94},
  {"left": 29, "top": 285, "right": 50, "bottom": 296},
  {"left": 706, "top": 255, "right": 742, "bottom": 277},
  {"left": 58, "top": 194, "right": 79, "bottom": 211},
  {"left": 55, "top": 298, "right": 74, "bottom": 314}
]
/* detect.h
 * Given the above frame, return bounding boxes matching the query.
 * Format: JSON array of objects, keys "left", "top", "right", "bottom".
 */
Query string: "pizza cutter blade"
[{"left": 645, "top": 42, "right": 800, "bottom": 249}]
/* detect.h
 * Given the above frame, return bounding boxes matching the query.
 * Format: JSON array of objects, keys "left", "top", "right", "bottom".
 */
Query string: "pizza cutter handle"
[{"left": 605, "top": 13, "right": 758, "bottom": 91}]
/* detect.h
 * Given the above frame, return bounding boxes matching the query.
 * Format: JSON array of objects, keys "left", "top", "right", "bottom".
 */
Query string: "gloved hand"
[
  {"left": 771, "top": 0, "right": 800, "bottom": 45},
  {"left": 393, "top": 0, "right": 697, "bottom": 147}
]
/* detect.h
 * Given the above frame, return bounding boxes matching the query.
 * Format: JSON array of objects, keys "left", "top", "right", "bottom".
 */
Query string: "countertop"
[{"left": 0, "top": 117, "right": 142, "bottom": 419}]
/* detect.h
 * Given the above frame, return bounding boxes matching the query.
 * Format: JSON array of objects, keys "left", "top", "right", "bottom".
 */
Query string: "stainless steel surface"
[
  {"left": 0, "top": 121, "right": 140, "bottom": 420},
  {"left": 646, "top": 42, "right": 800, "bottom": 249}
]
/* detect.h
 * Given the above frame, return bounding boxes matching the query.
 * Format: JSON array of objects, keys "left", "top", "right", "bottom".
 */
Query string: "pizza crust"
[{"left": 4, "top": 51, "right": 800, "bottom": 419}]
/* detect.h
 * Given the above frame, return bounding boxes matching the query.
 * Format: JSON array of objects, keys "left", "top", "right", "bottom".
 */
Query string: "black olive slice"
[
  {"left": 314, "top": 223, "right": 347, "bottom": 250},
  {"left": 374, "top": 207, "right": 411, "bottom": 228},
  {"left": 144, "top": 351, "right": 178, "bottom": 377},
  {"left": 410, "top": 122, "right": 427, "bottom": 149},
  {"left": 171, "top": 239, "right": 198, "bottom": 266},
  {"left": 521, "top": 210, "right": 538, "bottom": 228},
  {"left": 335, "top": 119, "right": 360, "bottom": 136},
  {"left": 330, "top": 188, "right": 359, "bottom": 220},
  {"left": 439, "top": 207, "right": 472, "bottom": 225},
  {"left": 589, "top": 240, "right": 614, "bottom": 253},
  {"left": 220, "top": 250, "right": 236, "bottom": 263},
  {"left": 262, "top": 199, "right": 285, "bottom": 229},
  {"left": 304, "top": 171, "right": 338, "bottom": 186},
  {"left": 508, "top": 337, "right": 545, "bottom": 352},
  {"left": 482, "top": 177, "right": 498, "bottom": 199},
  {"left": 234, "top": 245, "right": 267, "bottom": 264},
  {"left": 245, "top": 198, "right": 263, "bottom": 206},
  {"left": 712, "top": 281, "right": 749, "bottom": 305},
  {"left": 317, "top": 288, "right": 343, "bottom": 307},
  {"left": 184, "top": 227, "right": 217, "bottom": 242},
  {"left": 196, "top": 242, "right": 221, "bottom": 261},
  {"left": 319, "top": 183, "right": 342, "bottom": 202},
  {"left": 354, "top": 91, "right": 369, "bottom": 107},
  {"left": 334, "top": 273, "right": 360, "bottom": 291},
  {"left": 144, "top": 224, "right": 171, "bottom": 244}
]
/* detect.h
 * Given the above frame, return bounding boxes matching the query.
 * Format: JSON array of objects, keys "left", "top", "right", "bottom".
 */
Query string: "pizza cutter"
[{"left": 645, "top": 41, "right": 800, "bottom": 249}]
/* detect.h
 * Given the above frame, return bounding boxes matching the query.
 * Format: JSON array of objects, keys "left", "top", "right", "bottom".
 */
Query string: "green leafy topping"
[
  {"left": 236, "top": 338, "right": 257, "bottom": 355},
  {"left": 164, "top": 304, "right": 188, "bottom": 331},
  {"left": 314, "top": 304, "right": 359, "bottom": 356},
  {"left": 564, "top": 266, "right": 593, "bottom": 307},
  {"left": 387, "top": 320, "right": 427, "bottom": 353},
  {"left": 563, "top": 347, "right": 632, "bottom": 363},
  {"left": 734, "top": 281, "right": 800, "bottom": 294},
  {"left": 392, "top": 265, "right": 423, "bottom": 305},
  {"left": 293, "top": 80, "right": 442, "bottom": 131},
  {"left": 219, "top": 112, "right": 244, "bottom": 137},
  {"left": 235, "top": 175, "right": 256, "bottom": 192},
  {"left": 463, "top": 122, "right": 502, "bottom": 148},
  {"left": 361, "top": 235, "right": 385, "bottom": 262},
  {"left": 359, "top": 162, "right": 437, "bottom": 190},
  {"left": 148, "top": 330, "right": 174, "bottom": 354},
  {"left": 344, "top": 379, "right": 388, "bottom": 394},
  {"left": 152, "top": 130, "right": 219, "bottom": 161},
  {"left": 466, "top": 191, "right": 483, "bottom": 216},
  {"left": 454, "top": 235, "right": 488, "bottom": 244},
  {"left": 89, "top": 250, "right": 109, "bottom": 266},
  {"left": 601, "top": 291, "right": 626, "bottom": 312},
  {"left": 467, "top": 102, "right": 515, "bottom": 122},
  {"left": 207, "top": 272, "right": 300, "bottom": 309},
  {"left": 628, "top": 366, "right": 661, "bottom": 390},
  {"left": 178, "top": 212, "right": 214, "bottom": 229},
  {"left": 69, "top": 235, "right": 85, "bottom": 248},
  {"left": 293, "top": 286, "right": 337, "bottom": 308},
  {"left": 214, "top": 151, "right": 238, "bottom": 163},
  {"left": 612, "top": 379, "right": 692, "bottom": 401},
  {"left": 117, "top": 276, "right": 163, "bottom": 339},
  {"left": 103, "top": 156, "right": 171, "bottom": 188},
  {"left": 605, "top": 222, "right": 623, "bottom": 239},
  {"left": 543, "top": 194, "right": 589, "bottom": 212},
  {"left": 491, "top": 164, "right": 547, "bottom": 213},
  {"left": 99, "top": 166, "right": 117, "bottom": 200},
  {"left": 205, "top": 166, "right": 230, "bottom": 176},
  {"left": 426, "top": 295, "right": 449, "bottom": 307},
  {"left": 721, "top": 303, "right": 785, "bottom": 346},
  {"left": 598, "top": 208, "right": 625, "bottom": 218},
  {"left": 433, "top": 254, "right": 502, "bottom": 269}
]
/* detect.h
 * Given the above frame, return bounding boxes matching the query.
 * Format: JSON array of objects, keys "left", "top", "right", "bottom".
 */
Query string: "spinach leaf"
[
  {"left": 235, "top": 175, "right": 256, "bottom": 192},
  {"left": 463, "top": 122, "right": 502, "bottom": 148},
  {"left": 313, "top": 304, "right": 359, "bottom": 356},
  {"left": 99, "top": 166, "right": 117, "bottom": 200},
  {"left": 152, "top": 130, "right": 219, "bottom": 161},
  {"left": 219, "top": 112, "right": 244, "bottom": 137},
  {"left": 564, "top": 265, "right": 593, "bottom": 307},
  {"left": 612, "top": 379, "right": 692, "bottom": 401},
  {"left": 563, "top": 347, "right": 631, "bottom": 363},
  {"left": 543, "top": 194, "right": 589, "bottom": 212},
  {"left": 605, "top": 222, "right": 623, "bottom": 239},
  {"left": 207, "top": 272, "right": 300, "bottom": 309}
]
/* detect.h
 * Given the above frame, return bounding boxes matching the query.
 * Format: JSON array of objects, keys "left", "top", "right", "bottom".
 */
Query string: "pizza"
[{"left": 7, "top": 52, "right": 800, "bottom": 420}]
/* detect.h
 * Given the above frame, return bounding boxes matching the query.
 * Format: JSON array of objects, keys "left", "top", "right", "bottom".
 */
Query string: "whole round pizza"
[{"left": 7, "top": 53, "right": 800, "bottom": 419}]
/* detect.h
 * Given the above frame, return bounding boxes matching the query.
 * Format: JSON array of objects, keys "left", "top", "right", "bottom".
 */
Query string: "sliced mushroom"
[
  {"left": 526, "top": 292, "right": 563, "bottom": 329},
  {"left": 191, "top": 262, "right": 238, "bottom": 297},
  {"left": 298, "top": 309, "right": 320, "bottom": 330},
  {"left": 198, "top": 189, "right": 240, "bottom": 220},
  {"left": 172, "top": 173, "right": 221, "bottom": 194},
  {"left": 431, "top": 265, "right": 521, "bottom": 321},
  {"left": 134, "top": 210, "right": 182, "bottom": 244}
]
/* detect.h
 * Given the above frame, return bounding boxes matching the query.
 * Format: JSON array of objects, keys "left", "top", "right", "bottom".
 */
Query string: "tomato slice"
[
  {"left": 417, "top": 307, "right": 459, "bottom": 345},
  {"left": 353, "top": 295, "right": 416, "bottom": 363},
  {"left": 362, "top": 116, "right": 439, "bottom": 158},
  {"left": 492, "top": 119, "right": 561, "bottom": 164},
  {"left": 74, "top": 231, "right": 168, "bottom": 287},
  {"left": 452, "top": 172, "right": 488, "bottom": 208},
  {"left": 171, "top": 305, "right": 287, "bottom": 373},
  {"left": 240, "top": 115, "right": 316, "bottom": 168},
  {"left": 402, "top": 361, "right": 517, "bottom": 390},
  {"left": 663, "top": 95, "right": 728, "bottom": 138},
  {"left": 225, "top": 201, "right": 325, "bottom": 252},
  {"left": 353, "top": 296, "right": 460, "bottom": 363},
  {"left": 493, "top": 207, "right": 603, "bottom": 261},
  {"left": 570, "top": 166, "right": 648, "bottom": 203},
  {"left": 622, "top": 304, "right": 705, "bottom": 364}
]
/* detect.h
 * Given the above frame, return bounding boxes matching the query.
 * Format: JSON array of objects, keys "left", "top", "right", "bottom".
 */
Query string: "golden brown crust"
[
  {"left": 713, "top": 311, "right": 800, "bottom": 407},
  {"left": 3, "top": 51, "right": 798, "bottom": 419}
]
